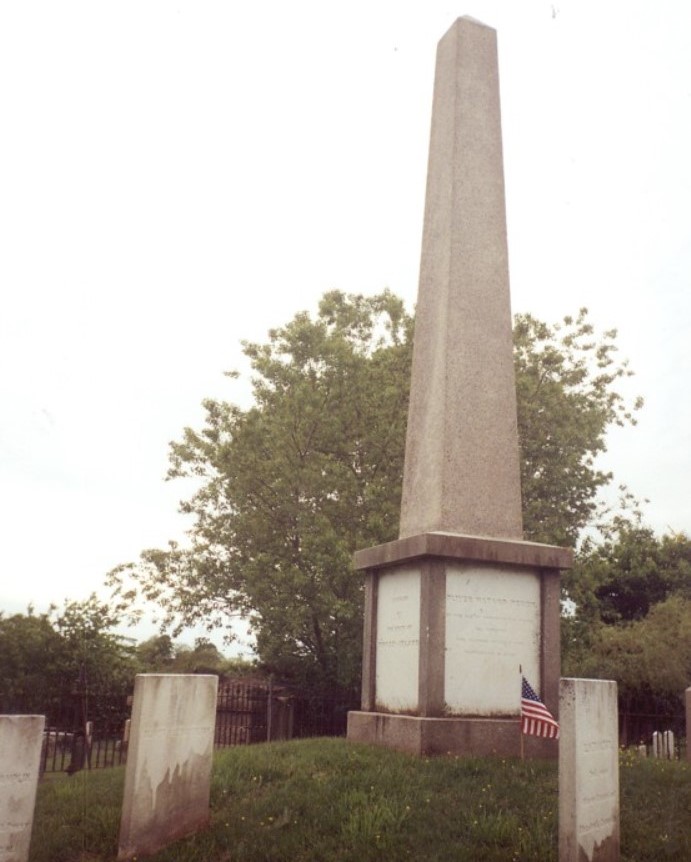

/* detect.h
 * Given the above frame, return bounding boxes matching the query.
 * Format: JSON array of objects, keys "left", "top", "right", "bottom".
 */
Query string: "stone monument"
[
  {"left": 559, "top": 678, "right": 620, "bottom": 862},
  {"left": 117, "top": 674, "right": 218, "bottom": 861},
  {"left": 0, "top": 715, "right": 45, "bottom": 862},
  {"left": 346, "top": 17, "right": 572, "bottom": 758}
]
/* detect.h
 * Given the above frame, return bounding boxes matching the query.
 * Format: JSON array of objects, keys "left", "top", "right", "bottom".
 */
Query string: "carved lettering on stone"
[
  {"left": 445, "top": 565, "right": 540, "bottom": 714},
  {"left": 375, "top": 569, "right": 420, "bottom": 711}
]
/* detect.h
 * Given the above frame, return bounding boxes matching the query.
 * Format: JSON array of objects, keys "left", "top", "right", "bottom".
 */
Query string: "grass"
[{"left": 30, "top": 738, "right": 691, "bottom": 861}]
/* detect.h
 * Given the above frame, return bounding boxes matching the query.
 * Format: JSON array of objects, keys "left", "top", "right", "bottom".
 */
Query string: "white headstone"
[
  {"left": 559, "top": 679, "right": 620, "bottom": 862},
  {"left": 652, "top": 730, "right": 662, "bottom": 758},
  {"left": 0, "top": 715, "right": 45, "bottom": 862},
  {"left": 117, "top": 674, "right": 218, "bottom": 861},
  {"left": 662, "top": 729, "right": 675, "bottom": 760}
]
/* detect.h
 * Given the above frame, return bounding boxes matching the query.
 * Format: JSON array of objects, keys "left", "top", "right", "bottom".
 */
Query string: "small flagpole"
[
  {"left": 520, "top": 724, "right": 525, "bottom": 761},
  {"left": 519, "top": 665, "right": 525, "bottom": 761}
]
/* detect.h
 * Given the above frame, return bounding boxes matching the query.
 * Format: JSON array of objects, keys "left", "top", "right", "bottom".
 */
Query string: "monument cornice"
[{"left": 354, "top": 531, "right": 573, "bottom": 572}]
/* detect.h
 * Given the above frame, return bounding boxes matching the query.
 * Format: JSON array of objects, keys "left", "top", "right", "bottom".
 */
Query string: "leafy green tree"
[
  {"left": 108, "top": 292, "right": 639, "bottom": 691},
  {"left": 0, "top": 596, "right": 137, "bottom": 724},
  {"left": 52, "top": 594, "right": 137, "bottom": 700},
  {"left": 110, "top": 290, "right": 411, "bottom": 690},
  {"left": 52, "top": 595, "right": 137, "bottom": 728},
  {"left": 514, "top": 309, "right": 642, "bottom": 547},
  {"left": 566, "top": 595, "right": 691, "bottom": 714},
  {"left": 135, "top": 634, "right": 176, "bottom": 671},
  {"left": 170, "top": 638, "right": 226, "bottom": 674},
  {"left": 135, "top": 633, "right": 252, "bottom": 676},
  {"left": 0, "top": 607, "right": 66, "bottom": 714},
  {"left": 563, "top": 527, "right": 691, "bottom": 711}
]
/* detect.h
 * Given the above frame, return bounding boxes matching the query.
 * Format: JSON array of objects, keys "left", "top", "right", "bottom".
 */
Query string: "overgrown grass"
[{"left": 31, "top": 739, "right": 691, "bottom": 861}]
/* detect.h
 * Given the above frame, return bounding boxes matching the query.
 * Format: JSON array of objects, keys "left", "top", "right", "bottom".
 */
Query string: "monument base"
[
  {"left": 349, "top": 531, "right": 571, "bottom": 760},
  {"left": 347, "top": 711, "right": 558, "bottom": 759}
]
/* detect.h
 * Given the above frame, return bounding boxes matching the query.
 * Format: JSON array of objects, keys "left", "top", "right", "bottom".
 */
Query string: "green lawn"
[{"left": 31, "top": 738, "right": 691, "bottom": 861}]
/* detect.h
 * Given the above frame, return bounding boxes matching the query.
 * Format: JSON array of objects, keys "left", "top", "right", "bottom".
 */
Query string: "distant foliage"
[
  {"left": 0, "top": 595, "right": 137, "bottom": 722},
  {"left": 135, "top": 633, "right": 247, "bottom": 675},
  {"left": 563, "top": 527, "right": 691, "bottom": 710}
]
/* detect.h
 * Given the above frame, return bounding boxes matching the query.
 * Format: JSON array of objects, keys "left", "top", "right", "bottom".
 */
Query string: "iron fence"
[
  {"left": 39, "top": 692, "right": 131, "bottom": 774},
  {"left": 619, "top": 709, "right": 686, "bottom": 750},
  {"left": 19, "top": 686, "right": 690, "bottom": 773},
  {"left": 214, "top": 682, "right": 359, "bottom": 747},
  {"left": 34, "top": 681, "right": 359, "bottom": 773}
]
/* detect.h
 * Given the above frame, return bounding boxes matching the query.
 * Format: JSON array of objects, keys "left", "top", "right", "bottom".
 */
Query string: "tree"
[
  {"left": 135, "top": 633, "right": 253, "bottom": 676},
  {"left": 0, "top": 595, "right": 137, "bottom": 723},
  {"left": 565, "top": 595, "right": 691, "bottom": 716},
  {"left": 135, "top": 634, "right": 176, "bottom": 671},
  {"left": 562, "top": 526, "right": 691, "bottom": 711},
  {"left": 514, "top": 309, "right": 642, "bottom": 546},
  {"left": 0, "top": 607, "right": 66, "bottom": 715},
  {"left": 108, "top": 292, "right": 640, "bottom": 691},
  {"left": 170, "top": 638, "right": 226, "bottom": 674},
  {"left": 111, "top": 290, "right": 411, "bottom": 691}
]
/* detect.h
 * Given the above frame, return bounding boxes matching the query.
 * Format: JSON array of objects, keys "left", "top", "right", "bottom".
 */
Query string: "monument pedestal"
[{"left": 346, "top": 533, "right": 571, "bottom": 758}]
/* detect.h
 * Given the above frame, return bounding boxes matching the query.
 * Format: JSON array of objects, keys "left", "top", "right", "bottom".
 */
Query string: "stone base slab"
[
  {"left": 354, "top": 531, "right": 572, "bottom": 572},
  {"left": 347, "top": 711, "right": 558, "bottom": 759}
]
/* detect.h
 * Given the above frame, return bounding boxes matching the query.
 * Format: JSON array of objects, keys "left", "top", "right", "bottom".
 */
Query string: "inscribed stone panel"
[
  {"left": 445, "top": 564, "right": 540, "bottom": 714},
  {"left": 375, "top": 568, "right": 421, "bottom": 711}
]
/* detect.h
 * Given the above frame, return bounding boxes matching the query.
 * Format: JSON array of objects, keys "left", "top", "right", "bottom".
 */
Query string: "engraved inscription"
[
  {"left": 559, "top": 679, "right": 620, "bottom": 857},
  {"left": 140, "top": 725, "right": 214, "bottom": 740},
  {"left": 375, "top": 568, "right": 420, "bottom": 711},
  {"left": 582, "top": 739, "right": 614, "bottom": 753},
  {"left": 0, "top": 826, "right": 30, "bottom": 834},
  {"left": 0, "top": 716, "right": 44, "bottom": 862},
  {"left": 0, "top": 772, "right": 31, "bottom": 786},
  {"left": 445, "top": 565, "right": 541, "bottom": 714},
  {"left": 446, "top": 593, "right": 538, "bottom": 658},
  {"left": 578, "top": 813, "right": 617, "bottom": 836}
]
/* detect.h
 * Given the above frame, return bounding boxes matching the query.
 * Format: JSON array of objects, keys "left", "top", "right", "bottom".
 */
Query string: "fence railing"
[
  {"left": 41, "top": 726, "right": 129, "bottom": 774},
  {"left": 36, "top": 682, "right": 359, "bottom": 773},
  {"left": 619, "top": 709, "right": 686, "bottom": 750},
  {"left": 32, "top": 686, "right": 686, "bottom": 773}
]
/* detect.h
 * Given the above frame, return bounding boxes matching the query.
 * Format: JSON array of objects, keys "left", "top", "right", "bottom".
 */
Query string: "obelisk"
[
  {"left": 347, "top": 17, "right": 572, "bottom": 759},
  {"left": 399, "top": 16, "right": 523, "bottom": 541}
]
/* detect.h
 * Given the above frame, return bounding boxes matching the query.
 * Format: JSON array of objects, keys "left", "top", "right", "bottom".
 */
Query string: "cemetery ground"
[{"left": 30, "top": 738, "right": 689, "bottom": 862}]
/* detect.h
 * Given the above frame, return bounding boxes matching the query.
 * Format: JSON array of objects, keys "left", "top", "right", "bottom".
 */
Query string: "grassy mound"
[{"left": 31, "top": 738, "right": 690, "bottom": 861}]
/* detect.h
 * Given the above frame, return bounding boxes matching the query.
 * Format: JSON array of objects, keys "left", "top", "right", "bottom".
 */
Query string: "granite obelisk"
[
  {"left": 399, "top": 16, "right": 522, "bottom": 542},
  {"left": 347, "top": 17, "right": 571, "bottom": 758}
]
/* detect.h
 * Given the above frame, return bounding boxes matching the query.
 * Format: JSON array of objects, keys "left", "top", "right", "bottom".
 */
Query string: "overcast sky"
[{"left": 2, "top": 1, "right": 690, "bottom": 651}]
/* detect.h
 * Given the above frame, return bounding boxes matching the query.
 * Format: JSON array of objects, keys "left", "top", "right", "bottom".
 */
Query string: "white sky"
[{"left": 2, "top": 1, "right": 691, "bottom": 649}]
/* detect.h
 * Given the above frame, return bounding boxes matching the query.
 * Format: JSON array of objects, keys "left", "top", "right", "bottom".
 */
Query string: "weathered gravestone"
[
  {"left": 651, "top": 729, "right": 674, "bottom": 759},
  {"left": 686, "top": 687, "right": 691, "bottom": 763},
  {"left": 0, "top": 715, "right": 45, "bottom": 862},
  {"left": 559, "top": 678, "right": 620, "bottom": 862},
  {"left": 346, "top": 16, "right": 572, "bottom": 758},
  {"left": 117, "top": 674, "right": 218, "bottom": 861}
]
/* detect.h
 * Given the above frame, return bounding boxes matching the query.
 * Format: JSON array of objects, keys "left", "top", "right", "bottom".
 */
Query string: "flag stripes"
[{"left": 521, "top": 676, "right": 559, "bottom": 739}]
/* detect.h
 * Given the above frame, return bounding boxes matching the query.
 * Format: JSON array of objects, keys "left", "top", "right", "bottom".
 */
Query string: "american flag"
[{"left": 521, "top": 676, "right": 559, "bottom": 739}]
